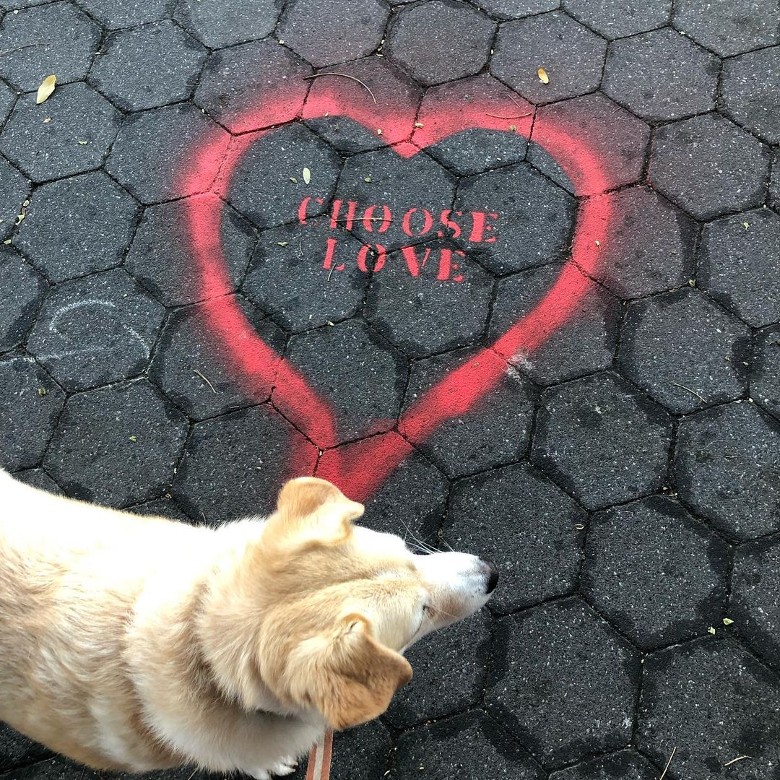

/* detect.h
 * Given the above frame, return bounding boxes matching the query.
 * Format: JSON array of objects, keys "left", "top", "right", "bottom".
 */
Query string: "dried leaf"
[
  {"left": 708, "top": 626, "right": 716, "bottom": 635},
  {"left": 723, "top": 618, "right": 734, "bottom": 626},
  {"left": 36, "top": 74, "right": 56, "bottom": 104},
  {"left": 537, "top": 67, "right": 549, "bottom": 84},
  {"left": 302, "top": 167, "right": 311, "bottom": 185}
]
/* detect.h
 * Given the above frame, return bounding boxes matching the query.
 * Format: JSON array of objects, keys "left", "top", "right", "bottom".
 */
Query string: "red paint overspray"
[{"left": 181, "top": 83, "right": 613, "bottom": 501}]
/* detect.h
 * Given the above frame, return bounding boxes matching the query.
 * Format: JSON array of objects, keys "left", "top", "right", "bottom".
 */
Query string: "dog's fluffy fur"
[{"left": 0, "top": 471, "right": 495, "bottom": 778}]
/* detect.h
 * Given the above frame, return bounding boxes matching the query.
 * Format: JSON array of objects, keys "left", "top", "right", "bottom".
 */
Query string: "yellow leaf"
[
  {"left": 723, "top": 618, "right": 734, "bottom": 626},
  {"left": 36, "top": 74, "right": 56, "bottom": 104},
  {"left": 302, "top": 167, "right": 311, "bottom": 185},
  {"left": 537, "top": 67, "right": 549, "bottom": 84}
]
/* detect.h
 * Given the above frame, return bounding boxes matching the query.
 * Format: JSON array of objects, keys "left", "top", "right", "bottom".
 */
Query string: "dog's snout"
[{"left": 481, "top": 558, "right": 499, "bottom": 593}]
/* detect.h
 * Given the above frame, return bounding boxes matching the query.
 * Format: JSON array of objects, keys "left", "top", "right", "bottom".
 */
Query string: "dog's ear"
[
  {"left": 264, "top": 477, "right": 364, "bottom": 550},
  {"left": 286, "top": 613, "right": 412, "bottom": 730}
]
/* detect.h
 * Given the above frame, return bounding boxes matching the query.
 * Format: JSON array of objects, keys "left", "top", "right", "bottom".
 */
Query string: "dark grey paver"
[
  {"left": 428, "top": 128, "right": 528, "bottom": 178},
  {"left": 617, "top": 288, "right": 751, "bottom": 414},
  {"left": 386, "top": 0, "right": 495, "bottom": 86},
  {"left": 105, "top": 103, "right": 230, "bottom": 204},
  {"left": 721, "top": 46, "right": 780, "bottom": 147},
  {"left": 673, "top": 0, "right": 780, "bottom": 56},
  {"left": 2, "top": 755, "right": 101, "bottom": 780},
  {"left": 527, "top": 93, "right": 650, "bottom": 195},
  {"left": 771, "top": 149, "right": 780, "bottom": 213},
  {"left": 446, "top": 463, "right": 584, "bottom": 614},
  {"left": 589, "top": 186, "right": 695, "bottom": 299},
  {"left": 0, "top": 79, "right": 16, "bottom": 125},
  {"left": 43, "top": 380, "right": 187, "bottom": 508},
  {"left": 399, "top": 348, "right": 535, "bottom": 478},
  {"left": 150, "top": 296, "right": 285, "bottom": 420},
  {"left": 89, "top": 21, "right": 207, "bottom": 112},
  {"left": 129, "top": 496, "right": 192, "bottom": 523},
  {"left": 13, "top": 467, "right": 62, "bottom": 495},
  {"left": 0, "top": 154, "right": 28, "bottom": 242},
  {"left": 582, "top": 496, "right": 730, "bottom": 649},
  {"left": 176, "top": 0, "right": 283, "bottom": 48},
  {"left": 243, "top": 218, "right": 369, "bottom": 333},
  {"left": 14, "top": 171, "right": 140, "bottom": 283},
  {"left": 490, "top": 264, "right": 621, "bottom": 385},
  {"left": 0, "top": 2, "right": 100, "bottom": 92},
  {"left": 0, "top": 724, "right": 51, "bottom": 772},
  {"left": 74, "top": 0, "right": 172, "bottom": 29},
  {"left": 277, "top": 319, "right": 407, "bottom": 445},
  {"left": 638, "top": 639, "right": 780, "bottom": 780},
  {"left": 27, "top": 269, "right": 165, "bottom": 392},
  {"left": 549, "top": 749, "right": 657, "bottom": 780},
  {"left": 649, "top": 113, "right": 770, "bottom": 221},
  {"left": 393, "top": 711, "right": 544, "bottom": 780},
  {"left": 602, "top": 28, "right": 719, "bottom": 121},
  {"left": 124, "top": 195, "right": 255, "bottom": 308},
  {"left": 387, "top": 609, "right": 491, "bottom": 727},
  {"left": 0, "top": 246, "right": 46, "bottom": 351},
  {"left": 731, "top": 536, "right": 780, "bottom": 670},
  {"left": 492, "top": 11, "right": 607, "bottom": 105},
  {"left": 699, "top": 208, "right": 780, "bottom": 328},
  {"left": 562, "top": 0, "right": 670, "bottom": 39},
  {"left": 227, "top": 123, "right": 342, "bottom": 230},
  {"left": 195, "top": 40, "right": 311, "bottom": 135},
  {"left": 532, "top": 372, "right": 673, "bottom": 510},
  {"left": 324, "top": 721, "right": 391, "bottom": 780},
  {"left": 172, "top": 404, "right": 315, "bottom": 524},
  {"left": 0, "top": 82, "right": 121, "bottom": 183},
  {"left": 0, "top": 355, "right": 64, "bottom": 472},
  {"left": 454, "top": 162, "right": 575, "bottom": 274},
  {"left": 486, "top": 599, "right": 639, "bottom": 768},
  {"left": 675, "top": 401, "right": 780, "bottom": 540},
  {"left": 474, "top": 0, "right": 559, "bottom": 18},
  {"left": 752, "top": 325, "right": 780, "bottom": 419},
  {"left": 280, "top": 0, "right": 389, "bottom": 68}
]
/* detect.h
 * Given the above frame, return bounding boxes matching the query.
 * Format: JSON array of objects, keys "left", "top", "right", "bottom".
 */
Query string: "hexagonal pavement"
[{"left": 0, "top": 1, "right": 779, "bottom": 778}]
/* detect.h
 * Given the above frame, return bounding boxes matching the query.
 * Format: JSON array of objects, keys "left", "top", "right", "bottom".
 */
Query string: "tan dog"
[{"left": 0, "top": 471, "right": 497, "bottom": 778}]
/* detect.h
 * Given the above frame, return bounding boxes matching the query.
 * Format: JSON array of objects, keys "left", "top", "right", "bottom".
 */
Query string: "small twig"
[
  {"left": 185, "top": 769, "right": 198, "bottom": 780},
  {"left": 327, "top": 265, "right": 336, "bottom": 281},
  {"left": 193, "top": 369, "right": 216, "bottom": 394},
  {"left": 303, "top": 72, "right": 377, "bottom": 104},
  {"left": 672, "top": 382, "right": 706, "bottom": 402},
  {"left": 659, "top": 747, "right": 676, "bottom": 780},
  {"left": 333, "top": 217, "right": 393, "bottom": 224},
  {"left": 486, "top": 110, "right": 532, "bottom": 119},
  {"left": 724, "top": 755, "right": 751, "bottom": 767}
]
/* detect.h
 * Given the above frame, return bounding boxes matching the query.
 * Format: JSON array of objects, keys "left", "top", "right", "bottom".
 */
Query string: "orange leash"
[{"left": 305, "top": 729, "right": 334, "bottom": 780}]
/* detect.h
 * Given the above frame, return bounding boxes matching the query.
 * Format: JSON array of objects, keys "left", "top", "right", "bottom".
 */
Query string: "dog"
[{"left": 0, "top": 471, "right": 497, "bottom": 778}]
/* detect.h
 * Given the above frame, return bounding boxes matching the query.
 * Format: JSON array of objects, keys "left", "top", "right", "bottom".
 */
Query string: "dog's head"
[{"left": 254, "top": 477, "right": 497, "bottom": 730}]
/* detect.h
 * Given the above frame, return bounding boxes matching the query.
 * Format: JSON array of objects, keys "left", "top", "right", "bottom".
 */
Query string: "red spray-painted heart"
[{"left": 180, "top": 76, "right": 613, "bottom": 501}]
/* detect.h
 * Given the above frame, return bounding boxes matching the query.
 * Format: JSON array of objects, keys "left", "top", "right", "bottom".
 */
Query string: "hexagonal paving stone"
[
  {"left": 649, "top": 113, "right": 770, "bottom": 221},
  {"left": 172, "top": 404, "right": 317, "bottom": 524},
  {"left": 195, "top": 40, "right": 311, "bottom": 135},
  {"left": 399, "top": 348, "right": 535, "bottom": 478},
  {"left": 0, "top": 246, "right": 46, "bottom": 352},
  {"left": 176, "top": 0, "right": 283, "bottom": 48},
  {"left": 125, "top": 194, "right": 255, "bottom": 307},
  {"left": 446, "top": 463, "right": 584, "bottom": 614},
  {"left": 752, "top": 325, "right": 780, "bottom": 418},
  {"left": 43, "top": 380, "right": 187, "bottom": 508},
  {"left": 386, "top": 1, "right": 495, "bottom": 87},
  {"left": 0, "top": 355, "right": 64, "bottom": 472},
  {"left": 617, "top": 288, "right": 751, "bottom": 414},
  {"left": 771, "top": 149, "right": 780, "bottom": 213},
  {"left": 0, "top": 82, "right": 121, "bottom": 183},
  {"left": 393, "top": 711, "right": 544, "bottom": 780},
  {"left": 486, "top": 599, "right": 639, "bottom": 768},
  {"left": 27, "top": 269, "right": 166, "bottom": 392},
  {"left": 227, "top": 123, "right": 343, "bottom": 230},
  {"left": 562, "top": 0, "right": 670, "bottom": 39},
  {"left": 675, "top": 401, "right": 780, "bottom": 540},
  {"left": 311, "top": 721, "right": 392, "bottom": 780},
  {"left": 673, "top": 0, "right": 780, "bottom": 57},
  {"left": 0, "top": 2, "right": 100, "bottom": 92},
  {"left": 549, "top": 749, "right": 658, "bottom": 780},
  {"left": 13, "top": 468, "right": 62, "bottom": 495},
  {"left": 105, "top": 103, "right": 229, "bottom": 204},
  {"left": 731, "top": 536, "right": 780, "bottom": 670},
  {"left": 74, "top": 0, "right": 171, "bottom": 29},
  {"left": 582, "top": 496, "right": 730, "bottom": 649},
  {"left": 527, "top": 93, "right": 650, "bottom": 196},
  {"left": 601, "top": 28, "right": 719, "bottom": 121},
  {"left": 279, "top": 0, "right": 390, "bottom": 68},
  {"left": 275, "top": 319, "right": 407, "bottom": 446},
  {"left": 474, "top": 0, "right": 559, "bottom": 18},
  {"left": 387, "top": 610, "right": 491, "bottom": 728},
  {"left": 589, "top": 186, "right": 695, "bottom": 299},
  {"left": 0, "top": 723, "right": 51, "bottom": 771},
  {"left": 3, "top": 755, "right": 102, "bottom": 780},
  {"left": 454, "top": 162, "right": 575, "bottom": 274},
  {"left": 0, "top": 154, "right": 28, "bottom": 242},
  {"left": 492, "top": 11, "right": 607, "bottom": 105},
  {"left": 129, "top": 496, "right": 192, "bottom": 524},
  {"left": 722, "top": 46, "right": 780, "bottom": 145},
  {"left": 243, "top": 218, "right": 368, "bottom": 333},
  {"left": 531, "top": 371, "right": 673, "bottom": 510},
  {"left": 699, "top": 208, "right": 780, "bottom": 328},
  {"left": 89, "top": 21, "right": 207, "bottom": 112},
  {"left": 149, "top": 296, "right": 286, "bottom": 421},
  {"left": 14, "top": 171, "right": 139, "bottom": 283},
  {"left": 0, "top": 80, "right": 16, "bottom": 125},
  {"left": 638, "top": 639, "right": 780, "bottom": 780},
  {"left": 490, "top": 264, "right": 621, "bottom": 385}
]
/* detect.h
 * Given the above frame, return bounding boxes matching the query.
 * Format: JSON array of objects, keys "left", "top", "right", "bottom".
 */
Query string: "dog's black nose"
[{"left": 482, "top": 559, "right": 499, "bottom": 593}]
